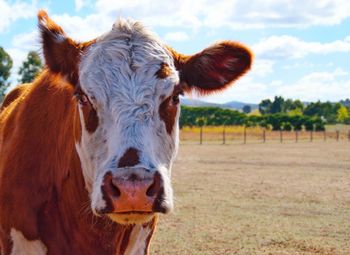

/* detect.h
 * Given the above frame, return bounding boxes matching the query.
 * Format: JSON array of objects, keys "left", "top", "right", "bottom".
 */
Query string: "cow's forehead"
[{"left": 79, "top": 19, "right": 179, "bottom": 106}]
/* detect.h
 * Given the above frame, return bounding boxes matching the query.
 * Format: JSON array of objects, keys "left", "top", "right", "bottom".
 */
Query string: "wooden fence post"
[
  {"left": 336, "top": 130, "right": 339, "bottom": 142},
  {"left": 310, "top": 130, "right": 313, "bottom": 142},
  {"left": 324, "top": 130, "right": 326, "bottom": 142},
  {"left": 222, "top": 126, "right": 226, "bottom": 145},
  {"left": 200, "top": 126, "right": 203, "bottom": 145},
  {"left": 280, "top": 130, "right": 283, "bottom": 143},
  {"left": 263, "top": 129, "right": 266, "bottom": 143},
  {"left": 295, "top": 130, "right": 298, "bottom": 143},
  {"left": 348, "top": 131, "right": 350, "bottom": 142},
  {"left": 243, "top": 127, "right": 247, "bottom": 144}
]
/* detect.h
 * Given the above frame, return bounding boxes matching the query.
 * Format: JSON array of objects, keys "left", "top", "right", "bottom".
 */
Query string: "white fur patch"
[
  {"left": 10, "top": 228, "right": 47, "bottom": 255},
  {"left": 124, "top": 224, "right": 152, "bottom": 255}
]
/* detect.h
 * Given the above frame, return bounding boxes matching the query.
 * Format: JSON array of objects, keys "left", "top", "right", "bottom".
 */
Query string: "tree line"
[
  {"left": 180, "top": 106, "right": 326, "bottom": 131},
  {"left": 0, "top": 47, "right": 43, "bottom": 100},
  {"left": 180, "top": 96, "right": 350, "bottom": 131},
  {"left": 258, "top": 96, "right": 350, "bottom": 124}
]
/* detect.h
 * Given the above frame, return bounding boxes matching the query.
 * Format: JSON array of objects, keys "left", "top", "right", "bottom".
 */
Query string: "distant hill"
[
  {"left": 340, "top": 99, "right": 350, "bottom": 107},
  {"left": 180, "top": 98, "right": 221, "bottom": 108},
  {"left": 181, "top": 98, "right": 258, "bottom": 111},
  {"left": 222, "top": 101, "right": 258, "bottom": 110}
]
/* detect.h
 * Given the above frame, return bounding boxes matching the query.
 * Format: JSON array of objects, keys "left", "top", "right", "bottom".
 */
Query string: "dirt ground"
[{"left": 150, "top": 141, "right": 350, "bottom": 255}]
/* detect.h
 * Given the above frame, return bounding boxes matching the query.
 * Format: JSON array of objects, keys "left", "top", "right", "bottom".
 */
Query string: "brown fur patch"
[
  {"left": 0, "top": 84, "right": 28, "bottom": 111},
  {"left": 83, "top": 105, "right": 99, "bottom": 133},
  {"left": 144, "top": 216, "right": 158, "bottom": 255},
  {"left": 156, "top": 63, "right": 171, "bottom": 79},
  {"left": 118, "top": 148, "right": 140, "bottom": 168},
  {"left": 159, "top": 85, "right": 182, "bottom": 135},
  {"left": 120, "top": 226, "right": 133, "bottom": 255},
  {"left": 73, "top": 103, "right": 82, "bottom": 144}
]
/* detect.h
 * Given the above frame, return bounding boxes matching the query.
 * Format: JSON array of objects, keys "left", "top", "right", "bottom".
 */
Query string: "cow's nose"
[{"left": 101, "top": 170, "right": 162, "bottom": 213}]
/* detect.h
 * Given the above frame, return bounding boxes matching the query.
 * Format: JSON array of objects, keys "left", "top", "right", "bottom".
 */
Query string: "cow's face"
[
  {"left": 76, "top": 20, "right": 181, "bottom": 224},
  {"left": 38, "top": 11, "right": 252, "bottom": 224}
]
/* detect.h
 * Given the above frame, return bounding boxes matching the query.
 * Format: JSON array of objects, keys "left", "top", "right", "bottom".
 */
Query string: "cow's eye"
[
  {"left": 74, "top": 93, "right": 89, "bottom": 106},
  {"left": 172, "top": 94, "right": 180, "bottom": 105},
  {"left": 171, "top": 88, "right": 183, "bottom": 105}
]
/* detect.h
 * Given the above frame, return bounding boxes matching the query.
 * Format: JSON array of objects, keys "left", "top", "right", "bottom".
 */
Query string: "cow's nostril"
[
  {"left": 109, "top": 178, "right": 121, "bottom": 198},
  {"left": 146, "top": 172, "right": 162, "bottom": 197}
]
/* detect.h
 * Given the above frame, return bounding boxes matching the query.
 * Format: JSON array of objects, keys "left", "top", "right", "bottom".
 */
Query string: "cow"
[{"left": 0, "top": 10, "right": 252, "bottom": 255}]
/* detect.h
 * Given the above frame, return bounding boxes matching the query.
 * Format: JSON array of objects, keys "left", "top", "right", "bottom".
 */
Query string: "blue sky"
[{"left": 1, "top": 0, "right": 350, "bottom": 104}]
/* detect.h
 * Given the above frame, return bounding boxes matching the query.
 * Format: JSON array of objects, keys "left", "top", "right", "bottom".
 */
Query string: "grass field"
[{"left": 150, "top": 142, "right": 350, "bottom": 254}]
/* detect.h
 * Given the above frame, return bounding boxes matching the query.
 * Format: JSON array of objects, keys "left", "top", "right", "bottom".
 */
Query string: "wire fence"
[{"left": 180, "top": 126, "right": 350, "bottom": 144}]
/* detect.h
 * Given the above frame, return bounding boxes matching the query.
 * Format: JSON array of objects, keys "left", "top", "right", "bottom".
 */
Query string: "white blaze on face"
[
  {"left": 10, "top": 229, "right": 47, "bottom": 255},
  {"left": 75, "top": 19, "right": 179, "bottom": 214}
]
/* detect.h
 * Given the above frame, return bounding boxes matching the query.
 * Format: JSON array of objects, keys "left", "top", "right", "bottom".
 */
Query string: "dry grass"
[
  {"left": 326, "top": 124, "right": 350, "bottom": 132},
  {"left": 151, "top": 142, "right": 350, "bottom": 255}
]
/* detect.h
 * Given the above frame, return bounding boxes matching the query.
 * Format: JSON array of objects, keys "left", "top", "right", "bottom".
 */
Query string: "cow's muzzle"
[{"left": 98, "top": 168, "right": 170, "bottom": 223}]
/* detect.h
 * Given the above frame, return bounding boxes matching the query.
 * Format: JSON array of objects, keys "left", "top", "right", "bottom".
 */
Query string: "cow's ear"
[
  {"left": 169, "top": 41, "right": 252, "bottom": 95},
  {"left": 38, "top": 10, "right": 93, "bottom": 85}
]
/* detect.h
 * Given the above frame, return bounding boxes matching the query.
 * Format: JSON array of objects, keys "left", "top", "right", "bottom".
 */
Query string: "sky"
[{"left": 1, "top": 0, "right": 350, "bottom": 104}]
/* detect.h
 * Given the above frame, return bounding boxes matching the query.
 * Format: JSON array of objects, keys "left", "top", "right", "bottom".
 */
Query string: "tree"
[
  {"left": 0, "top": 47, "right": 13, "bottom": 100},
  {"left": 283, "top": 99, "right": 294, "bottom": 112},
  {"left": 314, "top": 117, "right": 326, "bottom": 131},
  {"left": 304, "top": 101, "right": 339, "bottom": 123},
  {"left": 270, "top": 96, "right": 284, "bottom": 113},
  {"left": 242, "top": 105, "right": 251, "bottom": 114},
  {"left": 292, "top": 100, "right": 304, "bottom": 111},
  {"left": 282, "top": 122, "right": 292, "bottom": 131},
  {"left": 289, "top": 115, "right": 305, "bottom": 131},
  {"left": 18, "top": 51, "right": 43, "bottom": 84},
  {"left": 337, "top": 105, "right": 349, "bottom": 123},
  {"left": 259, "top": 99, "right": 272, "bottom": 114},
  {"left": 266, "top": 113, "right": 284, "bottom": 130},
  {"left": 195, "top": 117, "right": 206, "bottom": 127},
  {"left": 304, "top": 118, "right": 315, "bottom": 131},
  {"left": 288, "top": 108, "right": 303, "bottom": 116}
]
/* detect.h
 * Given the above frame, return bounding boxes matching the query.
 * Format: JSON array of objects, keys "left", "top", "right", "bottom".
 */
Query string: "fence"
[{"left": 180, "top": 126, "right": 350, "bottom": 144}]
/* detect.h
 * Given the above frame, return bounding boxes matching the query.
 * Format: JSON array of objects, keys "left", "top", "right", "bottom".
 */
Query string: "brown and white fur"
[{"left": 0, "top": 10, "right": 252, "bottom": 255}]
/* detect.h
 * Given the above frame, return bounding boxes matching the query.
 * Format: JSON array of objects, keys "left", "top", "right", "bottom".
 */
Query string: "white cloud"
[
  {"left": 6, "top": 48, "right": 28, "bottom": 87},
  {"left": 94, "top": 0, "right": 202, "bottom": 29},
  {"left": 0, "top": 0, "right": 37, "bottom": 32},
  {"left": 251, "top": 59, "right": 275, "bottom": 77},
  {"left": 7, "top": 31, "right": 41, "bottom": 88},
  {"left": 50, "top": 13, "right": 113, "bottom": 41},
  {"left": 254, "top": 35, "right": 350, "bottom": 60},
  {"left": 276, "top": 68, "right": 350, "bottom": 102},
  {"left": 12, "top": 31, "right": 40, "bottom": 51},
  {"left": 197, "top": 67, "right": 350, "bottom": 104},
  {"left": 92, "top": 0, "right": 350, "bottom": 30},
  {"left": 164, "top": 31, "right": 190, "bottom": 42},
  {"left": 196, "top": 76, "right": 273, "bottom": 104}
]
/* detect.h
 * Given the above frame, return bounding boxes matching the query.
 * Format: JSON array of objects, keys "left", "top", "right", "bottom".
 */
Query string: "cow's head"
[{"left": 38, "top": 11, "right": 252, "bottom": 224}]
